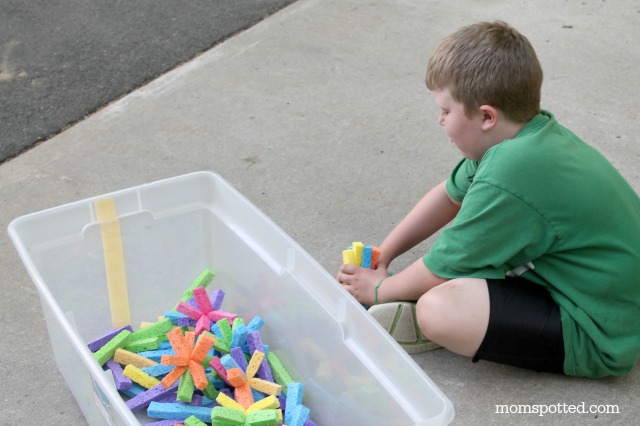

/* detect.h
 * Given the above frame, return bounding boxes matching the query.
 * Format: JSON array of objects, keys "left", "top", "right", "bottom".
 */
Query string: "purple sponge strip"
[
  {"left": 191, "top": 394, "right": 203, "bottom": 406},
  {"left": 155, "top": 391, "right": 178, "bottom": 404},
  {"left": 143, "top": 421, "right": 177, "bottom": 426},
  {"left": 177, "top": 317, "right": 197, "bottom": 327},
  {"left": 88, "top": 325, "right": 134, "bottom": 352},
  {"left": 209, "top": 289, "right": 225, "bottom": 310},
  {"left": 246, "top": 331, "right": 273, "bottom": 382},
  {"left": 105, "top": 359, "right": 132, "bottom": 390},
  {"left": 230, "top": 347, "right": 248, "bottom": 371},
  {"left": 126, "top": 382, "right": 179, "bottom": 412}
]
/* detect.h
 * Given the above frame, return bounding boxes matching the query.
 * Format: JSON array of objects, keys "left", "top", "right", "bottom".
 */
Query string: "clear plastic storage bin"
[{"left": 8, "top": 172, "right": 454, "bottom": 425}]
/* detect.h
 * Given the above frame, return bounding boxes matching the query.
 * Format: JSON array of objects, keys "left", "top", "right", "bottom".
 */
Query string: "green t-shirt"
[{"left": 423, "top": 111, "right": 640, "bottom": 378}]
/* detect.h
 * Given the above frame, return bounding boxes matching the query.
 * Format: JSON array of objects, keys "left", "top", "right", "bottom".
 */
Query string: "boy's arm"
[
  {"left": 377, "top": 257, "right": 448, "bottom": 303},
  {"left": 378, "top": 180, "right": 460, "bottom": 268},
  {"left": 337, "top": 180, "right": 459, "bottom": 305}
]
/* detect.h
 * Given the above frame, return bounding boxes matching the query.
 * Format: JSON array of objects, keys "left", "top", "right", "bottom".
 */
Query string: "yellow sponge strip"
[
  {"left": 352, "top": 242, "right": 364, "bottom": 266},
  {"left": 245, "top": 350, "right": 265, "bottom": 380},
  {"left": 123, "top": 364, "right": 160, "bottom": 389},
  {"left": 246, "top": 395, "right": 280, "bottom": 413},
  {"left": 95, "top": 197, "right": 131, "bottom": 328},
  {"left": 248, "top": 377, "right": 282, "bottom": 396},
  {"left": 342, "top": 249, "right": 356, "bottom": 265},
  {"left": 216, "top": 391, "right": 245, "bottom": 412},
  {"left": 113, "top": 348, "right": 157, "bottom": 368}
]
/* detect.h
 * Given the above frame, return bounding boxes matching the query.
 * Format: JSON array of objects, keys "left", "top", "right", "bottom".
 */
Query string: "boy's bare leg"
[
  {"left": 340, "top": 259, "right": 490, "bottom": 357},
  {"left": 416, "top": 278, "right": 490, "bottom": 357}
]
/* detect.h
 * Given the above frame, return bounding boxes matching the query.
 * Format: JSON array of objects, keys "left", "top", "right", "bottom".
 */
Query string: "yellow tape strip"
[{"left": 95, "top": 197, "right": 131, "bottom": 328}]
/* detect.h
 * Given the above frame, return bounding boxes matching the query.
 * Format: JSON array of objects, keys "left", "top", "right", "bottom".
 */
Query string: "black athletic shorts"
[{"left": 472, "top": 277, "right": 565, "bottom": 374}]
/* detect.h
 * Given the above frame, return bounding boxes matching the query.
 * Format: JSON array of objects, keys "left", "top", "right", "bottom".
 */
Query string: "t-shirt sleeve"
[
  {"left": 425, "top": 179, "right": 556, "bottom": 279},
  {"left": 446, "top": 158, "right": 479, "bottom": 203}
]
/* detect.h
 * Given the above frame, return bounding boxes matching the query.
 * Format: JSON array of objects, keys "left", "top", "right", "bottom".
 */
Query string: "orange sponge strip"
[
  {"left": 189, "top": 360, "right": 208, "bottom": 391},
  {"left": 234, "top": 384, "right": 254, "bottom": 410},
  {"left": 191, "top": 332, "right": 215, "bottom": 364},
  {"left": 226, "top": 368, "right": 246, "bottom": 387},
  {"left": 371, "top": 246, "right": 381, "bottom": 269},
  {"left": 160, "top": 365, "right": 188, "bottom": 390}
]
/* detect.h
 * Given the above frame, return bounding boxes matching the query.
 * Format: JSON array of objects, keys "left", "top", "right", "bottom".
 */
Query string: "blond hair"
[{"left": 426, "top": 21, "right": 543, "bottom": 123}]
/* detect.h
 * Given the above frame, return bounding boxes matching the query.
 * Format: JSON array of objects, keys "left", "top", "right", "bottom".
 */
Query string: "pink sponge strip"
[
  {"left": 126, "top": 382, "right": 179, "bottom": 412},
  {"left": 88, "top": 325, "right": 133, "bottom": 352}
]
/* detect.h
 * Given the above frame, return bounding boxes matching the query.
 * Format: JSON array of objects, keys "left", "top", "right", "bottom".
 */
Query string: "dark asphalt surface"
[{"left": 0, "top": 0, "right": 297, "bottom": 164}]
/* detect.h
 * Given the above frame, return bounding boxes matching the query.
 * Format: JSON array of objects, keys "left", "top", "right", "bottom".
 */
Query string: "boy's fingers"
[
  {"left": 337, "top": 265, "right": 358, "bottom": 284},
  {"left": 336, "top": 271, "right": 350, "bottom": 285},
  {"left": 339, "top": 264, "right": 359, "bottom": 274}
]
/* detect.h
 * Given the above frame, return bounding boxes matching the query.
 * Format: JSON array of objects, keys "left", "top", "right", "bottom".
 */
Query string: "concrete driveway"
[{"left": 1, "top": 0, "right": 638, "bottom": 424}]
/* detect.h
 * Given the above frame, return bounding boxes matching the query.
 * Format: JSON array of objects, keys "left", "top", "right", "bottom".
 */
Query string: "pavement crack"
[{"left": 0, "top": 40, "right": 26, "bottom": 81}]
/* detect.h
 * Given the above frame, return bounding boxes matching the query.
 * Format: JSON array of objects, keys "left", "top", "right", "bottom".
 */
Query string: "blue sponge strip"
[
  {"left": 362, "top": 245, "right": 373, "bottom": 268},
  {"left": 147, "top": 401, "right": 212, "bottom": 422},
  {"left": 142, "top": 364, "right": 175, "bottom": 377},
  {"left": 289, "top": 404, "right": 311, "bottom": 426}
]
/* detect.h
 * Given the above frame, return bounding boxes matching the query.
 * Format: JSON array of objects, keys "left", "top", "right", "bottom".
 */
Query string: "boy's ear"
[{"left": 479, "top": 105, "right": 499, "bottom": 131}]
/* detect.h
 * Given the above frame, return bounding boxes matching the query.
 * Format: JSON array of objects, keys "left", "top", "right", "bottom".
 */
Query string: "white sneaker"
[{"left": 368, "top": 302, "right": 441, "bottom": 354}]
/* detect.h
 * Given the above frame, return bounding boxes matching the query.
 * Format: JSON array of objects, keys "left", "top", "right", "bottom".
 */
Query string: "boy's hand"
[{"left": 336, "top": 264, "right": 388, "bottom": 306}]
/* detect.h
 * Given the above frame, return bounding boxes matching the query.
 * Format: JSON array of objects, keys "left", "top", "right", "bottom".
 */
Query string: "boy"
[{"left": 336, "top": 21, "right": 640, "bottom": 378}]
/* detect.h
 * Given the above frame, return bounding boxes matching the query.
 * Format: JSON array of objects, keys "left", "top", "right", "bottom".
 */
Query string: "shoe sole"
[{"left": 368, "top": 302, "right": 441, "bottom": 354}]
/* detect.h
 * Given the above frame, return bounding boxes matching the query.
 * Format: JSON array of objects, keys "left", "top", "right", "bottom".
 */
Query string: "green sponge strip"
[
  {"left": 266, "top": 351, "right": 293, "bottom": 392},
  {"left": 202, "top": 379, "right": 219, "bottom": 400},
  {"left": 211, "top": 406, "right": 245, "bottom": 424},
  {"left": 124, "top": 335, "right": 160, "bottom": 352},
  {"left": 176, "top": 268, "right": 216, "bottom": 308},
  {"left": 217, "top": 318, "right": 232, "bottom": 342},
  {"left": 177, "top": 369, "right": 195, "bottom": 403},
  {"left": 185, "top": 415, "right": 209, "bottom": 426},
  {"left": 93, "top": 329, "right": 132, "bottom": 366},
  {"left": 246, "top": 409, "right": 281, "bottom": 425},
  {"left": 129, "top": 317, "right": 173, "bottom": 342}
]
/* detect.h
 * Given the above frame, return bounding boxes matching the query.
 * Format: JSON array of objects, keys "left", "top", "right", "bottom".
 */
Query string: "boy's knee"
[
  {"left": 416, "top": 279, "right": 483, "bottom": 342},
  {"left": 416, "top": 282, "right": 457, "bottom": 341}
]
